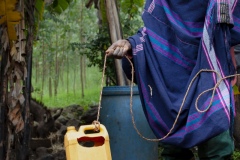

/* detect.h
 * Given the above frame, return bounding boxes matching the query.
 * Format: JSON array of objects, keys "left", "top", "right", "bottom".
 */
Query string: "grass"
[
  {"left": 33, "top": 87, "right": 101, "bottom": 108},
  {"left": 32, "top": 66, "right": 102, "bottom": 109}
]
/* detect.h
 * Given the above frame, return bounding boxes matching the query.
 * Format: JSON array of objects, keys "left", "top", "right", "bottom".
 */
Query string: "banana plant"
[
  {"left": 0, "top": 0, "right": 73, "bottom": 159},
  {"left": 0, "top": 0, "right": 22, "bottom": 40}
]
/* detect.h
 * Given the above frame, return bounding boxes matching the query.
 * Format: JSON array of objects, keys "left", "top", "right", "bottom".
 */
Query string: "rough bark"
[{"left": 17, "top": 0, "right": 35, "bottom": 159}]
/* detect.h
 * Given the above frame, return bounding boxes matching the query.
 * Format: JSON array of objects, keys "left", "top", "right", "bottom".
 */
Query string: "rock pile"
[{"left": 30, "top": 104, "right": 98, "bottom": 160}]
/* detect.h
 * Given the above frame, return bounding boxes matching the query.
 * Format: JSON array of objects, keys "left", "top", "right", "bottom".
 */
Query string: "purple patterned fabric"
[{"left": 124, "top": 0, "right": 240, "bottom": 148}]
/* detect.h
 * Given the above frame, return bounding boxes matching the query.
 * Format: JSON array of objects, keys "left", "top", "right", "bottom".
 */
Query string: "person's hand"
[{"left": 106, "top": 39, "right": 131, "bottom": 59}]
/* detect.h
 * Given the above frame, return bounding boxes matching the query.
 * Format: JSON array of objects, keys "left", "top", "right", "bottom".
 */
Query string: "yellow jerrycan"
[{"left": 64, "top": 124, "right": 112, "bottom": 160}]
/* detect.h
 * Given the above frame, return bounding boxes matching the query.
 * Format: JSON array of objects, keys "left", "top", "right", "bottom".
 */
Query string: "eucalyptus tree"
[{"left": 32, "top": 0, "right": 99, "bottom": 99}]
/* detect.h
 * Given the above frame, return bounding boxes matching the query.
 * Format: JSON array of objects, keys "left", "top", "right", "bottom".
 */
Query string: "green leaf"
[
  {"left": 49, "top": 0, "right": 72, "bottom": 15},
  {"left": 35, "top": 0, "right": 45, "bottom": 20},
  {"left": 233, "top": 85, "right": 240, "bottom": 95},
  {"left": 57, "top": 0, "right": 69, "bottom": 11},
  {"left": 121, "top": 0, "right": 144, "bottom": 15},
  {"left": 54, "top": 5, "right": 63, "bottom": 14}
]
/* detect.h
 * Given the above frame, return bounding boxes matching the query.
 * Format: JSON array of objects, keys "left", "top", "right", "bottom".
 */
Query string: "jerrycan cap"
[{"left": 67, "top": 126, "right": 76, "bottom": 132}]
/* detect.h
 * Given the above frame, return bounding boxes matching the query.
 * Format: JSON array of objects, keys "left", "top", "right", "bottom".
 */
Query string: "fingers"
[
  {"left": 106, "top": 40, "right": 131, "bottom": 59},
  {"left": 105, "top": 49, "right": 114, "bottom": 57},
  {"left": 106, "top": 44, "right": 116, "bottom": 56},
  {"left": 113, "top": 47, "right": 120, "bottom": 56},
  {"left": 106, "top": 40, "right": 122, "bottom": 55},
  {"left": 112, "top": 46, "right": 125, "bottom": 59},
  {"left": 123, "top": 45, "right": 129, "bottom": 53}
]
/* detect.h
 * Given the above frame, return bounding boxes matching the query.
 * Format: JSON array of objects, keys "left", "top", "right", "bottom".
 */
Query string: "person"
[{"left": 106, "top": 0, "right": 240, "bottom": 160}]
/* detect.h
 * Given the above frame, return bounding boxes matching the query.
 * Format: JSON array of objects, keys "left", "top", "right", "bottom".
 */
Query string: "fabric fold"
[{"left": 124, "top": 0, "right": 240, "bottom": 148}]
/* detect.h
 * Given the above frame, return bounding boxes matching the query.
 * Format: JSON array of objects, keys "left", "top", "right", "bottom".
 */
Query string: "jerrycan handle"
[
  {"left": 78, "top": 124, "right": 107, "bottom": 136},
  {"left": 77, "top": 124, "right": 108, "bottom": 147}
]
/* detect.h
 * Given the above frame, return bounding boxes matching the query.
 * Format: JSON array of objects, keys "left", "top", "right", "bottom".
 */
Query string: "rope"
[
  {"left": 93, "top": 53, "right": 238, "bottom": 141},
  {"left": 92, "top": 54, "right": 108, "bottom": 131},
  {"left": 127, "top": 58, "right": 238, "bottom": 142}
]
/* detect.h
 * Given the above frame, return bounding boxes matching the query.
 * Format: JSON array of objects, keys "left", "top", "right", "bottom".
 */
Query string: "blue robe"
[{"left": 123, "top": 0, "right": 240, "bottom": 148}]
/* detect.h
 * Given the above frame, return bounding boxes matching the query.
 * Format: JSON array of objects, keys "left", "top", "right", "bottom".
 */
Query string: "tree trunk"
[
  {"left": 54, "top": 30, "right": 59, "bottom": 97},
  {"left": 105, "top": 0, "right": 127, "bottom": 86},
  {"left": 0, "top": 29, "right": 8, "bottom": 159},
  {"left": 61, "top": 39, "right": 65, "bottom": 87},
  {"left": 1, "top": 0, "right": 34, "bottom": 159},
  {"left": 80, "top": 56, "right": 84, "bottom": 98},
  {"left": 73, "top": 50, "right": 77, "bottom": 96},
  {"left": 40, "top": 39, "right": 45, "bottom": 101},
  {"left": 49, "top": 76, "right": 52, "bottom": 97},
  {"left": 83, "top": 55, "right": 87, "bottom": 88},
  {"left": 80, "top": 1, "right": 85, "bottom": 98},
  {"left": 67, "top": 53, "right": 69, "bottom": 95},
  {"left": 73, "top": 67, "right": 76, "bottom": 96},
  {"left": 17, "top": 1, "right": 33, "bottom": 159},
  {"left": 35, "top": 57, "right": 38, "bottom": 84}
]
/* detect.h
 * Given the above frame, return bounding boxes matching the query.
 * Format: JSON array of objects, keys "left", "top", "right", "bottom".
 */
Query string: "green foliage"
[
  {"left": 32, "top": 0, "right": 144, "bottom": 106},
  {"left": 120, "top": 0, "right": 144, "bottom": 16},
  {"left": 77, "top": 0, "right": 118, "bottom": 85},
  {"left": 119, "top": 0, "right": 144, "bottom": 39},
  {"left": 99, "top": 0, "right": 107, "bottom": 24},
  {"left": 35, "top": 0, "right": 45, "bottom": 23},
  {"left": 71, "top": 26, "right": 117, "bottom": 85},
  {"left": 34, "top": 0, "right": 73, "bottom": 38},
  {"left": 47, "top": 0, "right": 74, "bottom": 14},
  {"left": 233, "top": 150, "right": 240, "bottom": 160},
  {"left": 79, "top": 0, "right": 144, "bottom": 85},
  {"left": 32, "top": 0, "right": 102, "bottom": 107}
]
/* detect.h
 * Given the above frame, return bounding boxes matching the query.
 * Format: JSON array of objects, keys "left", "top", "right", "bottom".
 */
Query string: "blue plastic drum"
[{"left": 100, "top": 86, "right": 158, "bottom": 160}]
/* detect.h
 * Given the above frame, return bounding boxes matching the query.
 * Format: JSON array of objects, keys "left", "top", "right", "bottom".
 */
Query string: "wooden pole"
[{"left": 105, "top": 0, "right": 127, "bottom": 86}]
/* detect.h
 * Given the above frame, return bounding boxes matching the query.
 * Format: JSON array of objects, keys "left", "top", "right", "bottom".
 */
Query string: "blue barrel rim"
[{"left": 102, "top": 86, "right": 139, "bottom": 96}]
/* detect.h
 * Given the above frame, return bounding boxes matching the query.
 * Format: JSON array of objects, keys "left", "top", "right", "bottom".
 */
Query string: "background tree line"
[{"left": 32, "top": 0, "right": 144, "bottom": 105}]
